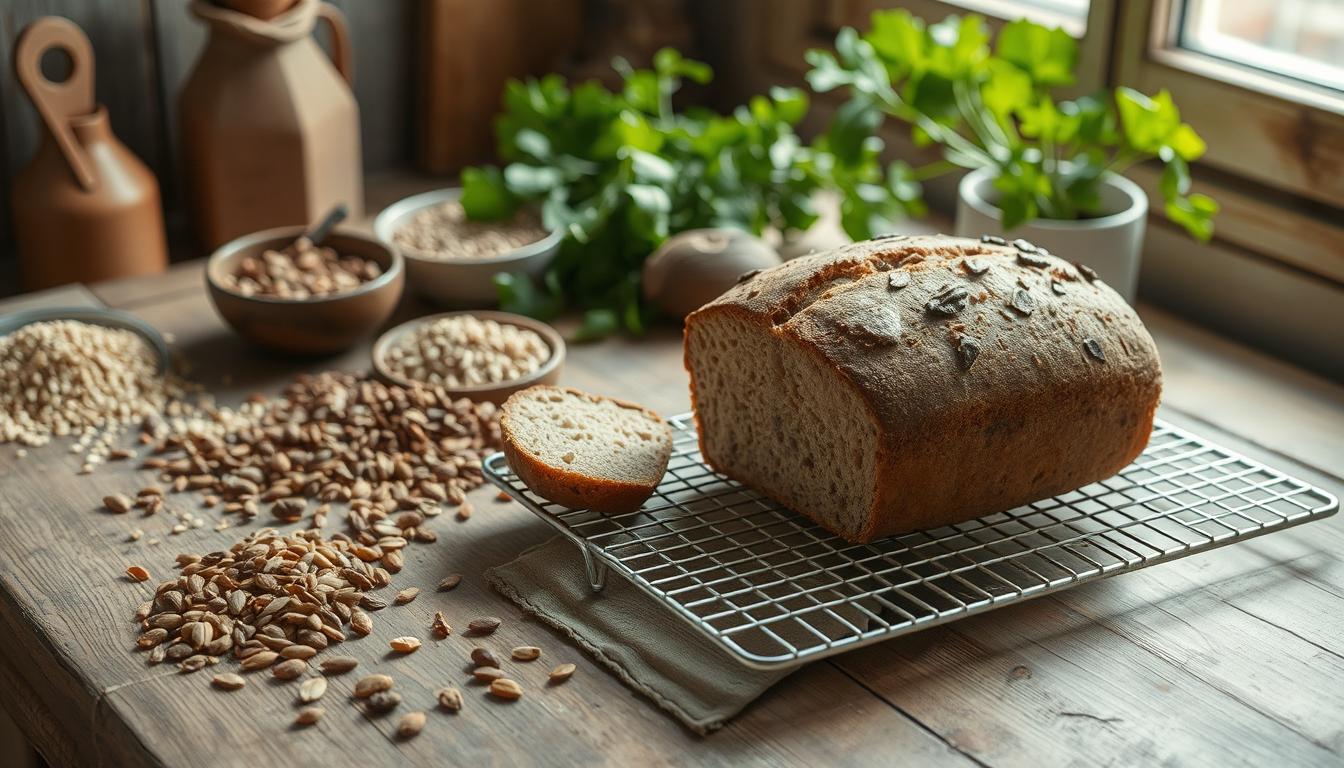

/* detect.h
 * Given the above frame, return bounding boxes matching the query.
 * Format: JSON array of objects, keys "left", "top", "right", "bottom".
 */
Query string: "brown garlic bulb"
[{"left": 642, "top": 229, "right": 780, "bottom": 320}]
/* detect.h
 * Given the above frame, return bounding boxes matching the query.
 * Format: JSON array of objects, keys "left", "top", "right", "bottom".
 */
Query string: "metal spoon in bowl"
[
  {"left": 284, "top": 203, "right": 349, "bottom": 255},
  {"left": 0, "top": 306, "right": 171, "bottom": 374}
]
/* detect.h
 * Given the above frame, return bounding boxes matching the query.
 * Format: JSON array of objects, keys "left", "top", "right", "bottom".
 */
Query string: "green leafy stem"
[
  {"left": 460, "top": 49, "right": 916, "bottom": 338},
  {"left": 806, "top": 10, "right": 1218, "bottom": 239}
]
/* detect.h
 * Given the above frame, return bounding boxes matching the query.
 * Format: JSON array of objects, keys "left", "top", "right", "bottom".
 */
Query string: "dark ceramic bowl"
[{"left": 206, "top": 226, "right": 405, "bottom": 355}]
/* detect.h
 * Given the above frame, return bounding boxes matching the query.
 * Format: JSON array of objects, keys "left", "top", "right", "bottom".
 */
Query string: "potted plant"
[{"left": 806, "top": 11, "right": 1218, "bottom": 301}]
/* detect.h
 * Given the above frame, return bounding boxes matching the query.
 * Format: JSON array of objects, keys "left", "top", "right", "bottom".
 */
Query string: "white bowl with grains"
[
  {"left": 371, "top": 311, "right": 565, "bottom": 405},
  {"left": 373, "top": 187, "right": 561, "bottom": 308}
]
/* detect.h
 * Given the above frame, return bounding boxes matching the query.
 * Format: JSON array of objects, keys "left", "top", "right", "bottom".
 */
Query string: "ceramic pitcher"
[
  {"left": 11, "top": 17, "right": 168, "bottom": 290},
  {"left": 179, "top": 0, "right": 363, "bottom": 249}
]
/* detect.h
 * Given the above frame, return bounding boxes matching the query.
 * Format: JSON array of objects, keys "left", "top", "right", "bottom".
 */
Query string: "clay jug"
[
  {"left": 180, "top": 0, "right": 363, "bottom": 249},
  {"left": 11, "top": 17, "right": 168, "bottom": 291}
]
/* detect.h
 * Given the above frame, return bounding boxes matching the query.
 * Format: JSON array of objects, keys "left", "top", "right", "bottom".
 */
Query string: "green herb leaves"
[
  {"left": 809, "top": 10, "right": 1217, "bottom": 240},
  {"left": 465, "top": 49, "right": 909, "bottom": 338}
]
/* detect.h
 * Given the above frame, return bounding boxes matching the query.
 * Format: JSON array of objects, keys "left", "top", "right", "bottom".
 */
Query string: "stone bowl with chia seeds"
[{"left": 374, "top": 187, "right": 562, "bottom": 308}]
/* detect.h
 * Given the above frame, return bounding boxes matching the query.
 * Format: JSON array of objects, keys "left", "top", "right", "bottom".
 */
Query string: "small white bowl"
[{"left": 373, "top": 187, "right": 561, "bottom": 308}]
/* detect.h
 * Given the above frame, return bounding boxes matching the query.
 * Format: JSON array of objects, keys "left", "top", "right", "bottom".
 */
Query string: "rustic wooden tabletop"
[{"left": 1, "top": 182, "right": 1341, "bottom": 767}]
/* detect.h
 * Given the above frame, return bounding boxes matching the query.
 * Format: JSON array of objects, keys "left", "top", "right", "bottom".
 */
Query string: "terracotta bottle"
[
  {"left": 179, "top": 0, "right": 363, "bottom": 250},
  {"left": 11, "top": 17, "right": 168, "bottom": 291}
]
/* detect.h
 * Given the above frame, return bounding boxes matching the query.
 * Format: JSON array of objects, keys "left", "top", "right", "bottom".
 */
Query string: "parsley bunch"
[{"left": 461, "top": 49, "right": 916, "bottom": 338}]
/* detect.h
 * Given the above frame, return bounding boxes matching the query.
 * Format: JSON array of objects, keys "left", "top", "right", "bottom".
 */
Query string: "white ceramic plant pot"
[{"left": 955, "top": 167, "right": 1147, "bottom": 303}]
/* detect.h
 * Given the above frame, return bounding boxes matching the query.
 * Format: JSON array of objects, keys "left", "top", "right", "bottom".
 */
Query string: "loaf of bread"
[{"left": 683, "top": 234, "right": 1162, "bottom": 543}]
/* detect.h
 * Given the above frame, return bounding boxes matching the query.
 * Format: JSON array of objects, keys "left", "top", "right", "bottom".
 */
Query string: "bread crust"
[
  {"left": 684, "top": 235, "right": 1163, "bottom": 542},
  {"left": 500, "top": 386, "right": 672, "bottom": 514}
]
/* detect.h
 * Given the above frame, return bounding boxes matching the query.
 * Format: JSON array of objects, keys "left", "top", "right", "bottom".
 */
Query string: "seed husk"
[
  {"left": 240, "top": 650, "right": 279, "bottom": 671},
  {"left": 437, "top": 574, "right": 462, "bottom": 591},
  {"left": 299, "top": 676, "right": 327, "bottom": 703},
  {"left": 294, "top": 707, "right": 325, "bottom": 726},
  {"left": 394, "top": 587, "right": 419, "bottom": 605},
  {"left": 488, "top": 678, "right": 523, "bottom": 700},
  {"left": 212, "top": 673, "right": 246, "bottom": 691},
  {"left": 320, "top": 656, "right": 359, "bottom": 675},
  {"left": 389, "top": 636, "right": 421, "bottom": 654},
  {"left": 436, "top": 686, "right": 464, "bottom": 712},
  {"left": 470, "top": 647, "right": 498, "bottom": 668},
  {"left": 511, "top": 646, "right": 541, "bottom": 662},
  {"left": 431, "top": 611, "right": 451, "bottom": 639},
  {"left": 549, "top": 663, "right": 576, "bottom": 683},
  {"left": 396, "top": 711, "right": 426, "bottom": 739},
  {"left": 280, "top": 645, "right": 317, "bottom": 660},
  {"left": 272, "top": 658, "right": 307, "bottom": 680},
  {"left": 350, "top": 607, "right": 373, "bottom": 636},
  {"left": 137, "top": 627, "right": 168, "bottom": 649},
  {"left": 354, "top": 674, "right": 393, "bottom": 698},
  {"left": 472, "top": 666, "right": 505, "bottom": 683},
  {"left": 366, "top": 690, "right": 401, "bottom": 714},
  {"left": 125, "top": 565, "right": 150, "bottom": 582},
  {"left": 467, "top": 616, "right": 501, "bottom": 635}
]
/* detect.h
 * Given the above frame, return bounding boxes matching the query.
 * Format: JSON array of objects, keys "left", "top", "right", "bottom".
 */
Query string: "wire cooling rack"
[{"left": 483, "top": 415, "right": 1338, "bottom": 669}]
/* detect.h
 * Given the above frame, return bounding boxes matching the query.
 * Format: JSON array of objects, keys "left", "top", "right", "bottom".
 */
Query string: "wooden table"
[{"left": 1, "top": 247, "right": 1342, "bottom": 767}]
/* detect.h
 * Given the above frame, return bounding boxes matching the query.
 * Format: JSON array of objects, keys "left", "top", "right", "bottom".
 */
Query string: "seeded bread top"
[{"left": 691, "top": 234, "right": 1162, "bottom": 433}]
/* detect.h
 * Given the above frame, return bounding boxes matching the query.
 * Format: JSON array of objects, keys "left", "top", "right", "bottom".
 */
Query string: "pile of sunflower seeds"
[
  {"left": 0, "top": 320, "right": 185, "bottom": 461},
  {"left": 135, "top": 372, "right": 501, "bottom": 528},
  {"left": 133, "top": 526, "right": 410, "bottom": 672}
]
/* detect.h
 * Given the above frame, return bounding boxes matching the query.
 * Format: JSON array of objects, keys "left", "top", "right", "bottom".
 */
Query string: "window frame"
[{"left": 1113, "top": 0, "right": 1344, "bottom": 211}]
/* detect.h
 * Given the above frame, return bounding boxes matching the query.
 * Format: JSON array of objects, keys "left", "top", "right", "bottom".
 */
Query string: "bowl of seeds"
[
  {"left": 373, "top": 187, "right": 560, "bottom": 308},
  {"left": 206, "top": 226, "right": 404, "bottom": 354},
  {"left": 371, "top": 311, "right": 564, "bottom": 404}
]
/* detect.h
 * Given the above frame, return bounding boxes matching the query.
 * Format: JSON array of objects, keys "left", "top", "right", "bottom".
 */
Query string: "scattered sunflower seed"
[
  {"left": 437, "top": 574, "right": 462, "bottom": 591},
  {"left": 396, "top": 711, "right": 426, "bottom": 739},
  {"left": 549, "top": 663, "right": 576, "bottom": 684},
  {"left": 467, "top": 616, "right": 501, "bottom": 635},
  {"left": 511, "top": 646, "right": 541, "bottom": 662},
  {"left": 431, "top": 611, "right": 451, "bottom": 639},
  {"left": 366, "top": 690, "right": 401, "bottom": 714},
  {"left": 470, "top": 647, "right": 498, "bottom": 668},
  {"left": 354, "top": 674, "right": 394, "bottom": 698},
  {"left": 436, "top": 686, "right": 464, "bottom": 712},
  {"left": 299, "top": 676, "right": 328, "bottom": 703},
  {"left": 272, "top": 659, "right": 307, "bottom": 680},
  {"left": 294, "top": 707, "right": 325, "bottom": 726},
  {"left": 389, "top": 636, "right": 421, "bottom": 654},
  {"left": 394, "top": 587, "right": 419, "bottom": 605},
  {"left": 104, "top": 494, "right": 134, "bottom": 514},
  {"left": 125, "top": 565, "right": 150, "bottom": 582},
  {"left": 320, "top": 656, "right": 359, "bottom": 675},
  {"left": 488, "top": 678, "right": 523, "bottom": 701},
  {"left": 211, "top": 673, "right": 246, "bottom": 691},
  {"left": 472, "top": 666, "right": 505, "bottom": 683}
]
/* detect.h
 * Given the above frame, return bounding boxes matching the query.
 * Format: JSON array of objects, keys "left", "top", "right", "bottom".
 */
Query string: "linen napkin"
[{"left": 486, "top": 536, "right": 874, "bottom": 734}]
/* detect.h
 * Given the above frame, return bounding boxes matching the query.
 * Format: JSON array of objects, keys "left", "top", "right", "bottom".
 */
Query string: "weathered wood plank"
[{"left": 835, "top": 590, "right": 1339, "bottom": 767}]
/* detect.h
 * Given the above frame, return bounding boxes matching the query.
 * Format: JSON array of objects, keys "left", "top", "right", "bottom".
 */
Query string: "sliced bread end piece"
[{"left": 500, "top": 385, "right": 673, "bottom": 513}]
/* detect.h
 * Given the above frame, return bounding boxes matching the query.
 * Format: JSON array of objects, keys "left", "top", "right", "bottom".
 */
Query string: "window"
[
  {"left": 1176, "top": 0, "right": 1344, "bottom": 93},
  {"left": 1113, "top": 0, "right": 1344, "bottom": 284}
]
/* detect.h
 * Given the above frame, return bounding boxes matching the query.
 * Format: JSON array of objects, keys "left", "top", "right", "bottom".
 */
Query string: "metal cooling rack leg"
[{"left": 581, "top": 547, "right": 608, "bottom": 592}]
